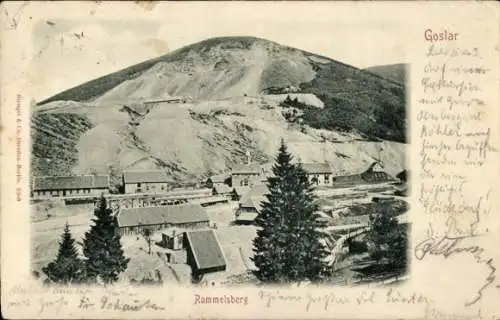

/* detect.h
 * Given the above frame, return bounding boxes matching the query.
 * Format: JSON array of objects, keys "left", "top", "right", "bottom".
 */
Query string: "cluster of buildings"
[
  {"left": 205, "top": 159, "right": 396, "bottom": 224},
  {"left": 31, "top": 170, "right": 171, "bottom": 200},
  {"left": 31, "top": 157, "right": 399, "bottom": 281},
  {"left": 116, "top": 202, "right": 226, "bottom": 280}
]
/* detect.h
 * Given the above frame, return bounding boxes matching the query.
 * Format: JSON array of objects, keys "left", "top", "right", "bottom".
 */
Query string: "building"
[
  {"left": 144, "top": 96, "right": 193, "bottom": 106},
  {"left": 235, "top": 184, "right": 269, "bottom": 224},
  {"left": 205, "top": 173, "right": 230, "bottom": 189},
  {"left": 122, "top": 170, "right": 169, "bottom": 194},
  {"left": 184, "top": 229, "right": 226, "bottom": 281},
  {"left": 231, "top": 162, "right": 272, "bottom": 188},
  {"left": 31, "top": 175, "right": 109, "bottom": 199},
  {"left": 301, "top": 163, "right": 333, "bottom": 187},
  {"left": 117, "top": 203, "right": 210, "bottom": 235},
  {"left": 331, "top": 161, "right": 393, "bottom": 188},
  {"left": 231, "top": 186, "right": 251, "bottom": 201},
  {"left": 212, "top": 184, "right": 233, "bottom": 196},
  {"left": 161, "top": 228, "right": 185, "bottom": 251}
]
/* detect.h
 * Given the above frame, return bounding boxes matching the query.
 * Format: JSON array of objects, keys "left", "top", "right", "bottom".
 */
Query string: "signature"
[
  {"left": 414, "top": 234, "right": 483, "bottom": 260},
  {"left": 414, "top": 230, "right": 496, "bottom": 307}
]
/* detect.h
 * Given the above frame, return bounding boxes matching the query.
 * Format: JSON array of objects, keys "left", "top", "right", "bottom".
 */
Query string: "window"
[
  {"left": 137, "top": 183, "right": 141, "bottom": 187},
  {"left": 324, "top": 174, "right": 330, "bottom": 184},
  {"left": 241, "top": 178, "right": 249, "bottom": 186}
]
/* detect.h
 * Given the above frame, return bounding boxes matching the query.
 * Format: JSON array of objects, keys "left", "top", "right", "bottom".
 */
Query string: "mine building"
[
  {"left": 234, "top": 184, "right": 269, "bottom": 224},
  {"left": 122, "top": 170, "right": 169, "bottom": 194},
  {"left": 331, "top": 161, "right": 393, "bottom": 188},
  {"left": 184, "top": 229, "right": 227, "bottom": 281},
  {"left": 31, "top": 175, "right": 109, "bottom": 200},
  {"left": 301, "top": 163, "right": 333, "bottom": 187},
  {"left": 116, "top": 203, "right": 210, "bottom": 235}
]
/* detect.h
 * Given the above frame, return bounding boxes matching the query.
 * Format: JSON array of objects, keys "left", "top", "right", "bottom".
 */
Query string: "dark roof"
[
  {"left": 117, "top": 204, "right": 209, "bottom": 228},
  {"left": 33, "top": 175, "right": 109, "bottom": 191},
  {"left": 185, "top": 230, "right": 226, "bottom": 270},
  {"left": 301, "top": 163, "right": 332, "bottom": 174},
  {"left": 123, "top": 170, "right": 169, "bottom": 184}
]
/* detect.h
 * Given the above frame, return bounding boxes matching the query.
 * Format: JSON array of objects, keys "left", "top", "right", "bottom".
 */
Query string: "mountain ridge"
[{"left": 31, "top": 36, "right": 407, "bottom": 184}]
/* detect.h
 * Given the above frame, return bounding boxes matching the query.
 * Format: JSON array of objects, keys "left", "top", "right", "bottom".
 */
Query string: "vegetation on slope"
[
  {"left": 296, "top": 60, "right": 407, "bottom": 142},
  {"left": 364, "top": 63, "right": 408, "bottom": 85},
  {"left": 31, "top": 113, "right": 93, "bottom": 176}
]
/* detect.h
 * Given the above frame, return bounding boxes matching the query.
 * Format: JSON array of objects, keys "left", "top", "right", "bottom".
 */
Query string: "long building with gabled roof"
[
  {"left": 31, "top": 175, "right": 109, "bottom": 199},
  {"left": 117, "top": 203, "right": 210, "bottom": 235}
]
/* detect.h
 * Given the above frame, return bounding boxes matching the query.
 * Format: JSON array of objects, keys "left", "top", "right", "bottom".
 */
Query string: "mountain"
[
  {"left": 364, "top": 63, "right": 408, "bottom": 85},
  {"left": 32, "top": 36, "right": 407, "bottom": 184}
]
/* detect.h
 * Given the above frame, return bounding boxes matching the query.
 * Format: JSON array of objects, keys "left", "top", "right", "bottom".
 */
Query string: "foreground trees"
[
  {"left": 252, "top": 140, "right": 331, "bottom": 284},
  {"left": 83, "top": 196, "right": 130, "bottom": 284},
  {"left": 43, "top": 196, "right": 129, "bottom": 285},
  {"left": 42, "top": 223, "right": 84, "bottom": 284}
]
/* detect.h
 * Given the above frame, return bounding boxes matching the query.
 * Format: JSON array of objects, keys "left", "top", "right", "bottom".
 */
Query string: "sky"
[{"left": 28, "top": 2, "right": 409, "bottom": 102}]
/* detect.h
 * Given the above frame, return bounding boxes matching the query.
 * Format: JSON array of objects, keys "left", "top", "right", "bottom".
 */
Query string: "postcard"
[{"left": 1, "top": 1, "right": 499, "bottom": 319}]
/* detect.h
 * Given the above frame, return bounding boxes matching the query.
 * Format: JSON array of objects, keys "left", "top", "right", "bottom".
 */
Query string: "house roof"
[
  {"left": 332, "top": 161, "right": 384, "bottom": 177},
  {"left": 301, "top": 163, "right": 332, "bottom": 174},
  {"left": 232, "top": 163, "right": 261, "bottom": 174},
  {"left": 240, "top": 196, "right": 266, "bottom": 213},
  {"left": 213, "top": 184, "right": 232, "bottom": 194},
  {"left": 232, "top": 186, "right": 251, "bottom": 197},
  {"left": 239, "top": 184, "right": 269, "bottom": 206},
  {"left": 123, "top": 170, "right": 169, "bottom": 184},
  {"left": 33, "top": 175, "right": 109, "bottom": 191},
  {"left": 236, "top": 211, "right": 259, "bottom": 222},
  {"left": 185, "top": 230, "right": 226, "bottom": 271},
  {"left": 210, "top": 173, "right": 230, "bottom": 183},
  {"left": 117, "top": 204, "right": 209, "bottom": 228}
]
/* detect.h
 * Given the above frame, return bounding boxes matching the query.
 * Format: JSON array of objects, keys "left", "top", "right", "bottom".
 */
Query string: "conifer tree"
[
  {"left": 367, "top": 208, "right": 406, "bottom": 268},
  {"left": 82, "top": 196, "right": 129, "bottom": 284},
  {"left": 42, "top": 223, "right": 84, "bottom": 284},
  {"left": 252, "top": 140, "right": 331, "bottom": 284}
]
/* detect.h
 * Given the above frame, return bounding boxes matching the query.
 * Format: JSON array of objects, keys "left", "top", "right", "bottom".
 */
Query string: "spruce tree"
[
  {"left": 82, "top": 196, "right": 130, "bottom": 284},
  {"left": 42, "top": 222, "right": 84, "bottom": 284},
  {"left": 368, "top": 208, "right": 404, "bottom": 267},
  {"left": 252, "top": 140, "right": 331, "bottom": 284}
]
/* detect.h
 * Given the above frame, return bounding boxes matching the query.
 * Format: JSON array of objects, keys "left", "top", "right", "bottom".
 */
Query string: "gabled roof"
[
  {"left": 117, "top": 204, "right": 209, "bottom": 228},
  {"left": 33, "top": 175, "right": 109, "bottom": 191},
  {"left": 213, "top": 184, "right": 232, "bottom": 194},
  {"left": 231, "top": 163, "right": 261, "bottom": 174},
  {"left": 210, "top": 173, "right": 230, "bottom": 183},
  {"left": 332, "top": 161, "right": 385, "bottom": 176},
  {"left": 301, "top": 163, "right": 332, "bottom": 174},
  {"left": 123, "top": 170, "right": 169, "bottom": 184},
  {"left": 185, "top": 230, "right": 226, "bottom": 270},
  {"left": 240, "top": 196, "right": 266, "bottom": 213},
  {"left": 239, "top": 184, "right": 269, "bottom": 205},
  {"left": 232, "top": 186, "right": 251, "bottom": 197},
  {"left": 236, "top": 211, "right": 259, "bottom": 222}
]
